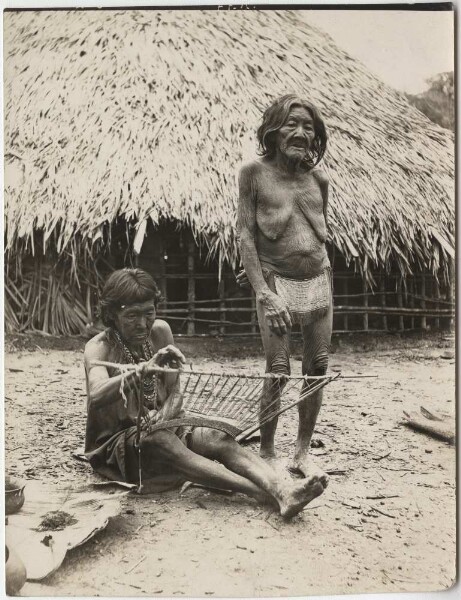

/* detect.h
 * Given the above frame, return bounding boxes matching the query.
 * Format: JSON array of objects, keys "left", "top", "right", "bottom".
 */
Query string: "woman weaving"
[{"left": 84, "top": 268, "right": 327, "bottom": 518}]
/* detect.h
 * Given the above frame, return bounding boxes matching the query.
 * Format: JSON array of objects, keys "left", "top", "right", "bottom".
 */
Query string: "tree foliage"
[{"left": 406, "top": 72, "right": 454, "bottom": 131}]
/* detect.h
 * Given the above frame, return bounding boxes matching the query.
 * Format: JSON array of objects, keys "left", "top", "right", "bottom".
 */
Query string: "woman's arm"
[
  {"left": 313, "top": 168, "right": 329, "bottom": 232},
  {"left": 237, "top": 164, "right": 272, "bottom": 297},
  {"left": 84, "top": 339, "right": 142, "bottom": 410},
  {"left": 147, "top": 321, "right": 186, "bottom": 422},
  {"left": 237, "top": 164, "right": 292, "bottom": 336}
]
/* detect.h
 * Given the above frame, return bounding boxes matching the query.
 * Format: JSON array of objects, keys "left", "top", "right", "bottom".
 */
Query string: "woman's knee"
[
  {"left": 194, "top": 427, "right": 235, "bottom": 459},
  {"left": 200, "top": 427, "right": 232, "bottom": 447},
  {"left": 312, "top": 351, "right": 329, "bottom": 375},
  {"left": 302, "top": 349, "right": 329, "bottom": 376},
  {"left": 266, "top": 347, "right": 291, "bottom": 376},
  {"left": 140, "top": 430, "right": 178, "bottom": 459}
]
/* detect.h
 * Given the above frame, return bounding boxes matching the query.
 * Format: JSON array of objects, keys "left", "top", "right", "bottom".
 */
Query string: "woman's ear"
[{"left": 106, "top": 308, "right": 117, "bottom": 327}]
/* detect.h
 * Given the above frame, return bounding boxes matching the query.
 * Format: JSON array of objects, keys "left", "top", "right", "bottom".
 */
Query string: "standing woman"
[{"left": 237, "top": 94, "right": 332, "bottom": 480}]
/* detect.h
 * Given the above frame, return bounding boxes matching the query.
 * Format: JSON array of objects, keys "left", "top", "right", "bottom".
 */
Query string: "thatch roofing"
[{"left": 4, "top": 9, "right": 455, "bottom": 278}]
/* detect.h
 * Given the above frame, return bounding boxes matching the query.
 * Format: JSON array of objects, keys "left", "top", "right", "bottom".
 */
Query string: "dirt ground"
[{"left": 4, "top": 332, "right": 457, "bottom": 597}]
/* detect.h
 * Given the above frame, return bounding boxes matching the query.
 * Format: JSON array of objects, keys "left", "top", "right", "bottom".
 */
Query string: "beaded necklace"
[{"left": 112, "top": 329, "right": 158, "bottom": 404}]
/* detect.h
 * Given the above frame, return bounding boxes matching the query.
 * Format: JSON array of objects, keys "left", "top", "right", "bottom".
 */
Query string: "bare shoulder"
[
  {"left": 150, "top": 319, "right": 174, "bottom": 348},
  {"left": 239, "top": 159, "right": 264, "bottom": 178},
  {"left": 311, "top": 167, "right": 329, "bottom": 186},
  {"left": 84, "top": 332, "right": 111, "bottom": 365}
]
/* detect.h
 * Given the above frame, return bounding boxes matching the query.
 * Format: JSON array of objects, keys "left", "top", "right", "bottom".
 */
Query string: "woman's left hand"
[{"left": 145, "top": 345, "right": 186, "bottom": 373}]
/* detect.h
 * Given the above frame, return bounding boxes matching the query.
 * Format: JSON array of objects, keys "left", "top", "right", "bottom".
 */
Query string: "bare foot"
[
  {"left": 261, "top": 454, "right": 289, "bottom": 472},
  {"left": 260, "top": 447, "right": 277, "bottom": 461},
  {"left": 277, "top": 476, "right": 325, "bottom": 519},
  {"left": 252, "top": 489, "right": 278, "bottom": 509},
  {"left": 289, "top": 455, "right": 329, "bottom": 489}
]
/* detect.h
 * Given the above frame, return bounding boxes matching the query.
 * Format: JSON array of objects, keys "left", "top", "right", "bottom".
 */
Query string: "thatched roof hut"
[{"left": 4, "top": 9, "right": 455, "bottom": 334}]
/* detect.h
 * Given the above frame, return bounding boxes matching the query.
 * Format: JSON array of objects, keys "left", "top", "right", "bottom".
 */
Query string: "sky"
[{"left": 304, "top": 9, "right": 455, "bottom": 94}]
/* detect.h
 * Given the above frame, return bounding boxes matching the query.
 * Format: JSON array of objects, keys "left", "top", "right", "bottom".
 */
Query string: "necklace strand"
[{"left": 113, "top": 330, "right": 158, "bottom": 403}]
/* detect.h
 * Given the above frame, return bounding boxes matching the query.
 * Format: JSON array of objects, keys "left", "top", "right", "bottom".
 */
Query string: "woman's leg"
[
  {"left": 256, "top": 297, "right": 291, "bottom": 460},
  {"left": 190, "top": 427, "right": 325, "bottom": 518},
  {"left": 291, "top": 303, "right": 333, "bottom": 481},
  {"left": 140, "top": 429, "right": 273, "bottom": 502}
]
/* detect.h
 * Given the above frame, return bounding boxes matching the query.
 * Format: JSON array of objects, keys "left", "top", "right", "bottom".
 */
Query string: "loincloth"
[
  {"left": 87, "top": 424, "right": 194, "bottom": 492},
  {"left": 273, "top": 268, "right": 332, "bottom": 326}
]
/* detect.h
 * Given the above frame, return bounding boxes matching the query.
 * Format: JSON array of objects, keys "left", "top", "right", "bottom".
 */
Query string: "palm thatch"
[{"left": 4, "top": 9, "right": 454, "bottom": 283}]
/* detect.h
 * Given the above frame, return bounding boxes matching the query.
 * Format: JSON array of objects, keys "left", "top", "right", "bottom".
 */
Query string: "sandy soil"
[{"left": 4, "top": 334, "right": 456, "bottom": 597}]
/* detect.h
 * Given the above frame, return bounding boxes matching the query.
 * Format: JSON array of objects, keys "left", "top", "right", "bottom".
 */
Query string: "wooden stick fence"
[
  {"left": 159, "top": 294, "right": 454, "bottom": 335},
  {"left": 147, "top": 235, "right": 454, "bottom": 336},
  {"left": 156, "top": 282, "right": 454, "bottom": 335}
]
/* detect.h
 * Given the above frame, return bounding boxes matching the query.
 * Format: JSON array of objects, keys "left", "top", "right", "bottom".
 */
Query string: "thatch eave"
[{"left": 4, "top": 9, "right": 454, "bottom": 280}]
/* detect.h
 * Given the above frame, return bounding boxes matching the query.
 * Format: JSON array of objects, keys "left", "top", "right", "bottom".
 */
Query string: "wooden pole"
[
  {"left": 410, "top": 278, "right": 415, "bottom": 330},
  {"left": 153, "top": 232, "right": 167, "bottom": 310},
  {"left": 434, "top": 280, "right": 440, "bottom": 329},
  {"left": 251, "top": 291, "right": 257, "bottom": 334},
  {"left": 380, "top": 276, "right": 387, "bottom": 331},
  {"left": 421, "top": 273, "right": 427, "bottom": 330},
  {"left": 397, "top": 279, "right": 404, "bottom": 331},
  {"left": 343, "top": 277, "right": 349, "bottom": 331},
  {"left": 363, "top": 278, "right": 368, "bottom": 331},
  {"left": 218, "top": 277, "right": 226, "bottom": 336},
  {"left": 187, "top": 234, "right": 195, "bottom": 335},
  {"left": 448, "top": 259, "right": 454, "bottom": 331},
  {"left": 162, "top": 306, "right": 452, "bottom": 316}
]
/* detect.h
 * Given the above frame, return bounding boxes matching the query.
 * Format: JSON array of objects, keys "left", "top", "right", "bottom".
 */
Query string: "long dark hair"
[
  {"left": 98, "top": 268, "right": 162, "bottom": 327},
  {"left": 257, "top": 94, "right": 327, "bottom": 168}
]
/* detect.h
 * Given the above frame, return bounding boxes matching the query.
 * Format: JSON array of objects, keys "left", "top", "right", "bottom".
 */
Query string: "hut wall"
[
  {"left": 4, "top": 223, "right": 454, "bottom": 337},
  {"left": 137, "top": 225, "right": 454, "bottom": 337},
  {"left": 138, "top": 222, "right": 254, "bottom": 336}
]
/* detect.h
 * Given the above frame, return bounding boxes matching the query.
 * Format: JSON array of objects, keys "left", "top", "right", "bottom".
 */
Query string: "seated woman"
[{"left": 84, "top": 268, "right": 327, "bottom": 518}]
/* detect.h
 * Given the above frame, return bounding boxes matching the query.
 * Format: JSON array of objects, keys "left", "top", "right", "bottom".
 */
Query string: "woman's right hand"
[
  {"left": 236, "top": 269, "right": 251, "bottom": 288},
  {"left": 257, "top": 290, "right": 292, "bottom": 336}
]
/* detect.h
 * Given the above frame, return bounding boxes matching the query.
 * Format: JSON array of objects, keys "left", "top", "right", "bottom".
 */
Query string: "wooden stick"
[
  {"left": 156, "top": 235, "right": 167, "bottom": 311},
  {"left": 239, "top": 376, "right": 337, "bottom": 439},
  {"left": 125, "top": 555, "right": 146, "bottom": 574},
  {"left": 172, "top": 330, "right": 391, "bottom": 337},
  {"left": 366, "top": 494, "right": 400, "bottom": 500},
  {"left": 161, "top": 308, "right": 452, "bottom": 329},
  {"left": 160, "top": 315, "right": 255, "bottom": 326},
  {"left": 251, "top": 291, "right": 257, "bottom": 334},
  {"left": 363, "top": 279, "right": 368, "bottom": 331},
  {"left": 435, "top": 280, "right": 440, "bottom": 329},
  {"left": 397, "top": 279, "right": 404, "bottom": 331},
  {"left": 91, "top": 360, "right": 377, "bottom": 381},
  {"left": 410, "top": 278, "right": 415, "bottom": 330},
  {"left": 407, "top": 293, "right": 454, "bottom": 305},
  {"left": 370, "top": 506, "right": 396, "bottom": 519},
  {"left": 334, "top": 291, "right": 396, "bottom": 298},
  {"left": 218, "top": 278, "right": 225, "bottom": 336},
  {"left": 160, "top": 273, "right": 238, "bottom": 280},
  {"left": 421, "top": 273, "right": 427, "bottom": 330},
  {"left": 448, "top": 259, "right": 454, "bottom": 331},
  {"left": 380, "top": 276, "right": 387, "bottom": 330},
  {"left": 158, "top": 307, "right": 266, "bottom": 314},
  {"left": 157, "top": 305, "right": 458, "bottom": 314},
  {"left": 159, "top": 296, "right": 256, "bottom": 306},
  {"left": 187, "top": 235, "right": 195, "bottom": 335},
  {"left": 331, "top": 305, "right": 452, "bottom": 314}
]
